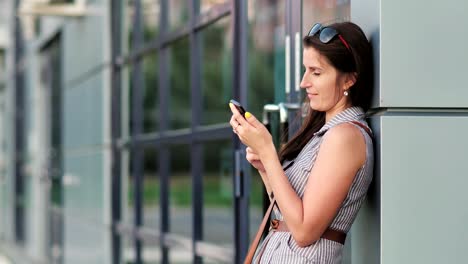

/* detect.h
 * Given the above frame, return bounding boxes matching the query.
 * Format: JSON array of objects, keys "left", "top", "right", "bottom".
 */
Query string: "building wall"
[
  {"left": 60, "top": 2, "right": 112, "bottom": 262},
  {"left": 0, "top": 0, "right": 112, "bottom": 263},
  {"left": 351, "top": 1, "right": 468, "bottom": 264}
]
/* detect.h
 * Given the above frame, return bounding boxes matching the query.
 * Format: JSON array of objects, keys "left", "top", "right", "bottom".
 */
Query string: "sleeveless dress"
[{"left": 253, "top": 106, "right": 374, "bottom": 264}]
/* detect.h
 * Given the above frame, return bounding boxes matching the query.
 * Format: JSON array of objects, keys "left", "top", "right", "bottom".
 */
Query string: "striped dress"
[{"left": 253, "top": 107, "right": 374, "bottom": 264}]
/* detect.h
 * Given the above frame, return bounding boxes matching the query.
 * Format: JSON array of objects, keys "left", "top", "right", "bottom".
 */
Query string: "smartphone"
[{"left": 229, "top": 99, "right": 246, "bottom": 117}]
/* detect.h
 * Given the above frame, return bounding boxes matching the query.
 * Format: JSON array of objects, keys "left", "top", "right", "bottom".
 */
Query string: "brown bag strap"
[
  {"left": 349, "top": 121, "right": 373, "bottom": 138},
  {"left": 243, "top": 198, "right": 276, "bottom": 264}
]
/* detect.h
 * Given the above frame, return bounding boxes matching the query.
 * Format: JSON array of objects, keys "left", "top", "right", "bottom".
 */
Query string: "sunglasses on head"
[{"left": 307, "top": 23, "right": 351, "bottom": 51}]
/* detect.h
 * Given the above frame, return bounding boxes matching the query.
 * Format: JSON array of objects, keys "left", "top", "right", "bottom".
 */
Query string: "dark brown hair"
[{"left": 279, "top": 22, "right": 374, "bottom": 163}]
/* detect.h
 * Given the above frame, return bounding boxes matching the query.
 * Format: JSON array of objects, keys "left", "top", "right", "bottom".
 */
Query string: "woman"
[{"left": 229, "top": 22, "right": 374, "bottom": 263}]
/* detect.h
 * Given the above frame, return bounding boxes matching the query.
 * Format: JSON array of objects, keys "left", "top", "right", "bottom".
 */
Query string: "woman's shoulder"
[
  {"left": 320, "top": 122, "right": 367, "bottom": 166},
  {"left": 323, "top": 122, "right": 366, "bottom": 144}
]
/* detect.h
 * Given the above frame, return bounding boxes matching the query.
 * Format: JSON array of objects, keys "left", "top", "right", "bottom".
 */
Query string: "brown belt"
[{"left": 270, "top": 219, "right": 347, "bottom": 245}]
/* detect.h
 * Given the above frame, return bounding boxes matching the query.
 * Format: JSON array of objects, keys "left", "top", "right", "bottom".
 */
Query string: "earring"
[{"left": 344, "top": 90, "right": 349, "bottom": 96}]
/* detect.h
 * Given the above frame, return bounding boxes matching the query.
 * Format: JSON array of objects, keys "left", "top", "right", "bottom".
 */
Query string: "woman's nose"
[{"left": 300, "top": 74, "right": 310, "bottom": 89}]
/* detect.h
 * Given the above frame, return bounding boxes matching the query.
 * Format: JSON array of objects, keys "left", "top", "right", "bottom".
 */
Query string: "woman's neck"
[{"left": 325, "top": 102, "right": 352, "bottom": 123}]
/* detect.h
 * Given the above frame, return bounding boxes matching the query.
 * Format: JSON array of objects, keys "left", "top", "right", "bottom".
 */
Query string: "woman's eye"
[{"left": 313, "top": 72, "right": 320, "bottom": 76}]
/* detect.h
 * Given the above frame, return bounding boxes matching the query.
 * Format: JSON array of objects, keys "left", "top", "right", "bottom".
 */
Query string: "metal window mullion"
[
  {"left": 131, "top": 0, "right": 144, "bottom": 263},
  {"left": 159, "top": 0, "right": 170, "bottom": 263},
  {"left": 110, "top": 0, "right": 123, "bottom": 263},
  {"left": 13, "top": 0, "right": 25, "bottom": 244},
  {"left": 189, "top": 1, "right": 203, "bottom": 263},
  {"left": 232, "top": 0, "right": 248, "bottom": 263}
]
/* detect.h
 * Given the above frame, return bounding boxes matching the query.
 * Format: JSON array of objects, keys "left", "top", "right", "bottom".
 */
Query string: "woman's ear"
[{"left": 344, "top": 72, "right": 357, "bottom": 89}]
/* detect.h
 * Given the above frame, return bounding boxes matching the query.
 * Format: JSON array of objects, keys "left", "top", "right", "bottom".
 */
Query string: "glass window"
[
  {"left": 169, "top": 0, "right": 189, "bottom": 31},
  {"left": 142, "top": 0, "right": 160, "bottom": 43},
  {"left": 302, "top": 0, "right": 351, "bottom": 35},
  {"left": 201, "top": 16, "right": 232, "bottom": 126},
  {"left": 142, "top": 53, "right": 159, "bottom": 133},
  {"left": 143, "top": 148, "right": 159, "bottom": 227},
  {"left": 123, "top": 237, "right": 136, "bottom": 264},
  {"left": 121, "top": 65, "right": 131, "bottom": 139},
  {"left": 202, "top": 140, "right": 233, "bottom": 247},
  {"left": 127, "top": 57, "right": 154, "bottom": 135},
  {"left": 168, "top": 144, "right": 192, "bottom": 263},
  {"left": 248, "top": 168, "right": 266, "bottom": 241},
  {"left": 123, "top": 149, "right": 133, "bottom": 225},
  {"left": 247, "top": 0, "right": 283, "bottom": 113},
  {"left": 126, "top": 63, "right": 136, "bottom": 137},
  {"left": 169, "top": 144, "right": 191, "bottom": 238},
  {"left": 142, "top": 246, "right": 161, "bottom": 264},
  {"left": 200, "top": 0, "right": 228, "bottom": 14},
  {"left": 169, "top": 37, "right": 191, "bottom": 130},
  {"left": 123, "top": 0, "right": 135, "bottom": 54},
  {"left": 169, "top": 248, "right": 192, "bottom": 264}
]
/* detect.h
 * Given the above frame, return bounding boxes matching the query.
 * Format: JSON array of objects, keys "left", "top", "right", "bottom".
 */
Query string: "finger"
[
  {"left": 227, "top": 104, "right": 249, "bottom": 127},
  {"left": 244, "top": 112, "right": 262, "bottom": 128},
  {"left": 229, "top": 104, "right": 246, "bottom": 128},
  {"left": 229, "top": 103, "right": 240, "bottom": 115},
  {"left": 228, "top": 103, "right": 254, "bottom": 128},
  {"left": 229, "top": 116, "right": 240, "bottom": 128}
]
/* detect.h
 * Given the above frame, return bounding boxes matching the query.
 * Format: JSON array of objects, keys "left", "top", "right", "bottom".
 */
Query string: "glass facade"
[
  {"left": 200, "top": 17, "right": 232, "bottom": 126},
  {"left": 202, "top": 140, "right": 233, "bottom": 245},
  {"left": 168, "top": 38, "right": 191, "bottom": 130},
  {"left": 142, "top": 53, "right": 159, "bottom": 133}
]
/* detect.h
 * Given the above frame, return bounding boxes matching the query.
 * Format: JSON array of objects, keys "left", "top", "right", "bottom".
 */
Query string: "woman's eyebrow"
[{"left": 304, "top": 65, "right": 323, "bottom": 71}]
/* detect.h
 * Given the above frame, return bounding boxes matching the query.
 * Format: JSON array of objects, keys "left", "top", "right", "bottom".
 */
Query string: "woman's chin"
[{"left": 308, "top": 101, "right": 321, "bottom": 111}]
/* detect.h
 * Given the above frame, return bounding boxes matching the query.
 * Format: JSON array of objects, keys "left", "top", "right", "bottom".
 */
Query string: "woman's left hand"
[{"left": 229, "top": 103, "right": 273, "bottom": 155}]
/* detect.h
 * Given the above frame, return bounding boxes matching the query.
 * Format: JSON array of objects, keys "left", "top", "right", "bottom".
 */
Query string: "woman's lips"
[{"left": 307, "top": 93, "right": 318, "bottom": 98}]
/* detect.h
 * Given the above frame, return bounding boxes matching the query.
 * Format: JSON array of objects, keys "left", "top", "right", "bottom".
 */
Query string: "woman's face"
[{"left": 300, "top": 47, "right": 353, "bottom": 115}]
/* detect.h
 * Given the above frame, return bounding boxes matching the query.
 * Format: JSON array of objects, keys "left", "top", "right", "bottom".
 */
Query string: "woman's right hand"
[{"left": 246, "top": 147, "right": 266, "bottom": 172}]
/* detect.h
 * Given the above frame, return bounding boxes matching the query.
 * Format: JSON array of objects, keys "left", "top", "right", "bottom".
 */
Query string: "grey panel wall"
[
  {"left": 380, "top": 114, "right": 468, "bottom": 263},
  {"left": 350, "top": 1, "right": 381, "bottom": 263},
  {"left": 380, "top": 0, "right": 468, "bottom": 107},
  {"left": 350, "top": 116, "right": 381, "bottom": 264},
  {"left": 351, "top": 1, "right": 468, "bottom": 264}
]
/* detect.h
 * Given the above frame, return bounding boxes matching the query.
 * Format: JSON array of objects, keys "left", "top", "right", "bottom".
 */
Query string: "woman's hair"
[{"left": 279, "top": 22, "right": 374, "bottom": 163}]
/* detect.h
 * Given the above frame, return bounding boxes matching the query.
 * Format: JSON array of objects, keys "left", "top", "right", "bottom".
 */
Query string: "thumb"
[{"left": 244, "top": 112, "right": 262, "bottom": 128}]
